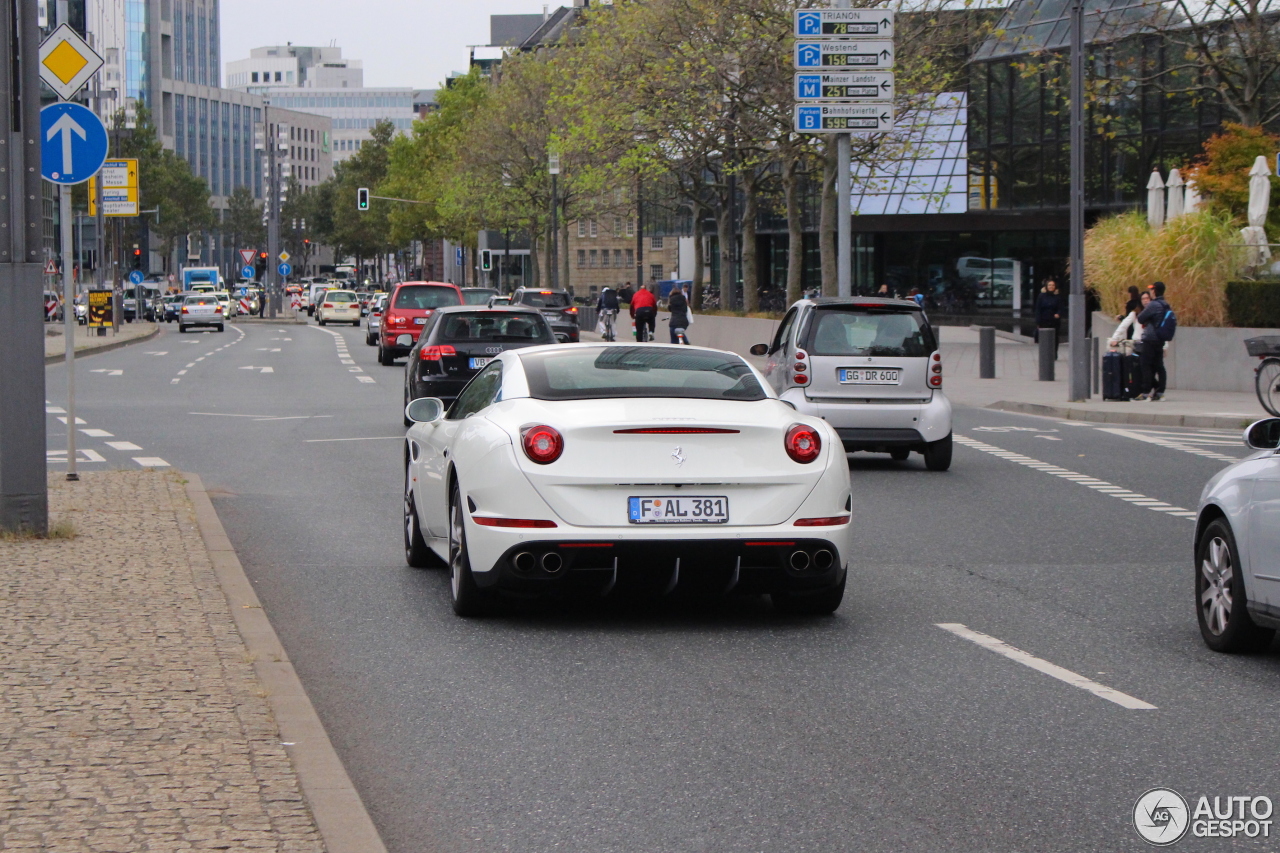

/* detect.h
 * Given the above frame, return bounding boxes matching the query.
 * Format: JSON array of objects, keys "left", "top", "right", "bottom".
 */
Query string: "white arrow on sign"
[
  {"left": 46, "top": 112, "right": 87, "bottom": 176},
  {"left": 239, "top": 366, "right": 275, "bottom": 373},
  {"left": 89, "top": 368, "right": 123, "bottom": 376}
]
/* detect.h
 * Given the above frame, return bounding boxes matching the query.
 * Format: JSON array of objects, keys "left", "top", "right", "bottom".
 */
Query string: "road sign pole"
[
  {"left": 266, "top": 111, "right": 280, "bottom": 318},
  {"left": 0, "top": 0, "right": 47, "bottom": 532},
  {"left": 835, "top": 0, "right": 853, "bottom": 299},
  {"left": 61, "top": 186, "right": 77, "bottom": 481}
]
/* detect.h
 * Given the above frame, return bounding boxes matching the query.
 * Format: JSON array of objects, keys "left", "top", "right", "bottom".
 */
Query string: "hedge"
[{"left": 1226, "top": 280, "right": 1280, "bottom": 328}]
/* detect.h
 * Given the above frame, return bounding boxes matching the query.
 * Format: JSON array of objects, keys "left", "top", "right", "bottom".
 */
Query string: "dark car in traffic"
[
  {"left": 403, "top": 306, "right": 556, "bottom": 421},
  {"left": 511, "top": 288, "right": 579, "bottom": 342},
  {"left": 461, "top": 287, "right": 499, "bottom": 305}
]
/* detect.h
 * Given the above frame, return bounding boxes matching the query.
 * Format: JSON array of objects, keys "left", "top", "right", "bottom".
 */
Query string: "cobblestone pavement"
[{"left": 0, "top": 471, "right": 326, "bottom": 852}]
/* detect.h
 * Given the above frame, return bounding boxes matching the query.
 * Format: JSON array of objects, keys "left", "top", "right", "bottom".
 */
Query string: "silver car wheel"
[
  {"left": 1200, "top": 535, "right": 1234, "bottom": 636},
  {"left": 449, "top": 498, "right": 465, "bottom": 601}
]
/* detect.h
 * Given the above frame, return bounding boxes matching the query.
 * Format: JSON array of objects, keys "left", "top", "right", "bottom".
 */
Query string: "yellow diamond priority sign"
[
  {"left": 39, "top": 24, "right": 103, "bottom": 101},
  {"left": 278, "top": 251, "right": 290, "bottom": 263}
]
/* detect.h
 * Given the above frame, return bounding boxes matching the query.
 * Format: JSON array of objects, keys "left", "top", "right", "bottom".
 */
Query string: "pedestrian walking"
[
  {"left": 1135, "top": 281, "right": 1175, "bottom": 400},
  {"left": 1035, "top": 278, "right": 1063, "bottom": 358}
]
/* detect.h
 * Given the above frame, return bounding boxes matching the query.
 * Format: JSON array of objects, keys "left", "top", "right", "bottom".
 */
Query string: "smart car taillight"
[
  {"left": 929, "top": 352, "right": 943, "bottom": 388},
  {"left": 785, "top": 424, "right": 821, "bottom": 463},
  {"left": 420, "top": 345, "right": 457, "bottom": 361},
  {"left": 522, "top": 425, "right": 563, "bottom": 465}
]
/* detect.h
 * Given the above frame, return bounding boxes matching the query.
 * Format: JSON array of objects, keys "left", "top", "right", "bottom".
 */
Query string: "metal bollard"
[
  {"left": 1091, "top": 336, "right": 1101, "bottom": 395},
  {"left": 979, "top": 326, "right": 996, "bottom": 378},
  {"left": 1038, "top": 328, "right": 1056, "bottom": 381}
]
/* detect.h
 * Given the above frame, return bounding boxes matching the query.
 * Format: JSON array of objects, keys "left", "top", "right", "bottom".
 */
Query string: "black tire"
[
  {"left": 1196, "top": 519, "right": 1275, "bottom": 653},
  {"left": 378, "top": 345, "right": 394, "bottom": 366},
  {"left": 923, "top": 433, "right": 953, "bottom": 471},
  {"left": 1257, "top": 357, "right": 1280, "bottom": 418},
  {"left": 448, "top": 482, "right": 489, "bottom": 616},
  {"left": 403, "top": 389, "right": 413, "bottom": 428},
  {"left": 772, "top": 573, "right": 846, "bottom": 616},
  {"left": 217, "top": 324, "right": 224, "bottom": 332},
  {"left": 404, "top": 466, "right": 439, "bottom": 568},
  {"left": 318, "top": 318, "right": 327, "bottom": 326},
  {"left": 889, "top": 449, "right": 910, "bottom": 462},
  {"left": 179, "top": 325, "right": 188, "bottom": 334}
]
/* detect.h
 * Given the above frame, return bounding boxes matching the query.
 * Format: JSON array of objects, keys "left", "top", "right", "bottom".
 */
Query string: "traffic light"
[
  {"left": 357, "top": 187, "right": 369, "bottom": 211},
  {"left": 481, "top": 250, "right": 492, "bottom": 271},
  {"left": 132, "top": 248, "right": 142, "bottom": 269}
]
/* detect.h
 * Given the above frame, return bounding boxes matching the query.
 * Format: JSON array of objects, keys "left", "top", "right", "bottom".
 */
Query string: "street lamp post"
[
  {"left": 549, "top": 152, "right": 560, "bottom": 290},
  {"left": 1068, "top": 0, "right": 1090, "bottom": 401}
]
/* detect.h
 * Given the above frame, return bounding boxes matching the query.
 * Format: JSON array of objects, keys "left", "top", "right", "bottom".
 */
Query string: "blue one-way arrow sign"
[{"left": 40, "top": 103, "right": 108, "bottom": 185}]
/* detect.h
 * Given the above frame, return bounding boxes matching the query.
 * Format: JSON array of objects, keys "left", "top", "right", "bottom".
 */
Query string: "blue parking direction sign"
[
  {"left": 795, "top": 9, "right": 895, "bottom": 39},
  {"left": 795, "top": 72, "right": 895, "bottom": 101},
  {"left": 795, "top": 103, "right": 895, "bottom": 134},
  {"left": 278, "top": 262, "right": 292, "bottom": 277},
  {"left": 128, "top": 270, "right": 144, "bottom": 285},
  {"left": 795, "top": 40, "right": 894, "bottom": 71},
  {"left": 241, "top": 265, "right": 256, "bottom": 280},
  {"left": 40, "top": 102, "right": 108, "bottom": 185}
]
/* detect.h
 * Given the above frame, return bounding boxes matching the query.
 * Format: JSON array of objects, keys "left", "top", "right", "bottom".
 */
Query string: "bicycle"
[
  {"left": 599, "top": 309, "right": 617, "bottom": 342},
  {"left": 1246, "top": 337, "right": 1280, "bottom": 416},
  {"left": 662, "top": 317, "right": 690, "bottom": 345},
  {"left": 634, "top": 310, "right": 655, "bottom": 343}
]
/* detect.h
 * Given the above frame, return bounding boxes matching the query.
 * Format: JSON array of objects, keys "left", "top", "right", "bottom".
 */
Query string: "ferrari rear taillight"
[
  {"left": 929, "top": 352, "right": 943, "bottom": 388},
  {"left": 522, "top": 425, "right": 563, "bottom": 465},
  {"left": 420, "top": 345, "right": 457, "bottom": 361},
  {"left": 785, "top": 424, "right": 822, "bottom": 464}
]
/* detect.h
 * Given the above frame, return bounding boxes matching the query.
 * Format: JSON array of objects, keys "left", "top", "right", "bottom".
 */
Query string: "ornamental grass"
[{"left": 1084, "top": 209, "right": 1245, "bottom": 328}]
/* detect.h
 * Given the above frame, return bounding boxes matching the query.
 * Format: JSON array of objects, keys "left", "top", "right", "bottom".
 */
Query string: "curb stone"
[
  {"left": 987, "top": 400, "right": 1256, "bottom": 431},
  {"left": 184, "top": 472, "right": 389, "bottom": 853},
  {"left": 43, "top": 325, "right": 160, "bottom": 365}
]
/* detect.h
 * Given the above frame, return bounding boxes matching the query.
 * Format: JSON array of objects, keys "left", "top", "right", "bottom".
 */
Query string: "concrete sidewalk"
[
  {"left": 938, "top": 326, "right": 1270, "bottom": 429},
  {"left": 0, "top": 471, "right": 384, "bottom": 853},
  {"left": 43, "top": 321, "right": 158, "bottom": 364}
]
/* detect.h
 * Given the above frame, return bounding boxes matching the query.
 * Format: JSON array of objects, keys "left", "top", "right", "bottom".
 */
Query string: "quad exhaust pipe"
[
  {"left": 511, "top": 551, "right": 565, "bottom": 574},
  {"left": 790, "top": 548, "right": 836, "bottom": 571}
]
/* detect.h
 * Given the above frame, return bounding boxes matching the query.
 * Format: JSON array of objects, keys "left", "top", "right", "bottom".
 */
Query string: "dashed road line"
[
  {"left": 311, "top": 325, "right": 374, "bottom": 383},
  {"left": 954, "top": 434, "right": 1199, "bottom": 520},
  {"left": 936, "top": 623, "right": 1157, "bottom": 711}
]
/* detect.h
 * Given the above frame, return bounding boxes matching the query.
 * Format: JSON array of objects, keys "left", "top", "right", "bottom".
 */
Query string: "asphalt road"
[{"left": 44, "top": 320, "right": 1280, "bottom": 852}]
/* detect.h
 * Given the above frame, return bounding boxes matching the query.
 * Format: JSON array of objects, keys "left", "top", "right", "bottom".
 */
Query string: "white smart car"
[
  {"left": 1195, "top": 417, "right": 1280, "bottom": 652},
  {"left": 403, "top": 344, "right": 853, "bottom": 616},
  {"left": 752, "top": 297, "right": 953, "bottom": 470}
]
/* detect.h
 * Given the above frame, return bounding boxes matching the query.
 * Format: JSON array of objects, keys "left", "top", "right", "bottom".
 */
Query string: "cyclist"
[
  {"left": 596, "top": 286, "right": 620, "bottom": 342},
  {"left": 667, "top": 285, "right": 691, "bottom": 344},
  {"left": 630, "top": 283, "right": 657, "bottom": 342}
]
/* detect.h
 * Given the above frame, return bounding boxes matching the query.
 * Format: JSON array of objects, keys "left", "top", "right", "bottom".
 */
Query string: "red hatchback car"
[{"left": 378, "top": 281, "right": 464, "bottom": 365}]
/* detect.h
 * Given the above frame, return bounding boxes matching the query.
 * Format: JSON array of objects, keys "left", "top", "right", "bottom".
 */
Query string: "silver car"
[
  {"left": 364, "top": 294, "right": 387, "bottom": 346},
  {"left": 1195, "top": 417, "right": 1280, "bottom": 652},
  {"left": 179, "top": 294, "right": 225, "bottom": 333},
  {"left": 751, "top": 297, "right": 953, "bottom": 470}
]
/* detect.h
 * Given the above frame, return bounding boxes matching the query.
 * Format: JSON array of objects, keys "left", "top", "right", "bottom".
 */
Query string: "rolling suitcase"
[
  {"left": 1123, "top": 352, "right": 1143, "bottom": 399},
  {"left": 1102, "top": 351, "right": 1127, "bottom": 400}
]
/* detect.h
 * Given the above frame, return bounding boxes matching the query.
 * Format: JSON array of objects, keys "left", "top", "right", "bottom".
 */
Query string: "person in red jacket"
[{"left": 629, "top": 283, "right": 657, "bottom": 342}]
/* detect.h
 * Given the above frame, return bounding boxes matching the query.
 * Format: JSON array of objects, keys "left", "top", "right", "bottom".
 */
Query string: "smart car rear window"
[
  {"left": 394, "top": 285, "right": 461, "bottom": 310},
  {"left": 803, "top": 307, "right": 936, "bottom": 357},
  {"left": 521, "top": 347, "right": 766, "bottom": 401},
  {"left": 437, "top": 312, "right": 556, "bottom": 344}
]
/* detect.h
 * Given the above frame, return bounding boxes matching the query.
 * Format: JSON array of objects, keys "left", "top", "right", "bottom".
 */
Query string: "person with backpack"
[{"left": 1135, "top": 281, "right": 1176, "bottom": 400}]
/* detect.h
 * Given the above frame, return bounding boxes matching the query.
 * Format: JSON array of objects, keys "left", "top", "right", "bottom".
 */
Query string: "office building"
[{"left": 226, "top": 44, "right": 363, "bottom": 93}]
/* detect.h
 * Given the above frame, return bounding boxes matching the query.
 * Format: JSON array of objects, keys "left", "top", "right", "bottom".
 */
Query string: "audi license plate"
[
  {"left": 629, "top": 496, "right": 729, "bottom": 524},
  {"left": 468, "top": 357, "right": 490, "bottom": 370},
  {"left": 839, "top": 368, "right": 901, "bottom": 385}
]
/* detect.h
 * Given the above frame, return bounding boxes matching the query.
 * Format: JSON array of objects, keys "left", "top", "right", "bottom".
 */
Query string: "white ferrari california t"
[{"left": 402, "top": 344, "right": 853, "bottom": 616}]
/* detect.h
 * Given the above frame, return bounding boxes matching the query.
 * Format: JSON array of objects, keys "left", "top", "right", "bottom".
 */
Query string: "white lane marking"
[
  {"left": 357, "top": 375, "right": 376, "bottom": 383},
  {"left": 171, "top": 378, "right": 180, "bottom": 384},
  {"left": 106, "top": 441, "right": 142, "bottom": 451},
  {"left": 132, "top": 457, "right": 170, "bottom": 468},
  {"left": 47, "top": 448, "right": 106, "bottom": 462},
  {"left": 1095, "top": 427, "right": 1244, "bottom": 463},
  {"left": 954, "top": 435, "right": 1199, "bottom": 519},
  {"left": 143, "top": 351, "right": 168, "bottom": 356},
  {"left": 89, "top": 368, "right": 123, "bottom": 376},
  {"left": 177, "top": 370, "right": 187, "bottom": 375},
  {"left": 196, "top": 356, "right": 206, "bottom": 361},
  {"left": 257, "top": 347, "right": 282, "bottom": 352},
  {"left": 304, "top": 436, "right": 403, "bottom": 442},
  {"left": 185, "top": 362, "right": 196, "bottom": 367},
  {"left": 56, "top": 417, "right": 86, "bottom": 425},
  {"left": 936, "top": 623, "right": 1157, "bottom": 711},
  {"left": 45, "top": 406, "right": 66, "bottom": 414},
  {"left": 238, "top": 366, "right": 275, "bottom": 373},
  {"left": 79, "top": 428, "right": 113, "bottom": 437}
]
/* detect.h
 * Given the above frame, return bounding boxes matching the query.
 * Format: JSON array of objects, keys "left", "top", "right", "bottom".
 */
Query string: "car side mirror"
[
  {"left": 749, "top": 343, "right": 769, "bottom": 356},
  {"left": 406, "top": 397, "right": 445, "bottom": 425},
  {"left": 1244, "top": 418, "right": 1280, "bottom": 451}
]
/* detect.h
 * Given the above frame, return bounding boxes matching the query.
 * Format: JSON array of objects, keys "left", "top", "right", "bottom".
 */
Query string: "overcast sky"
[{"left": 221, "top": 0, "right": 547, "bottom": 91}]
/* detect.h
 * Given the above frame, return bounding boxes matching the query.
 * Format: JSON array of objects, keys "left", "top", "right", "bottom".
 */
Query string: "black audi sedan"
[{"left": 403, "top": 306, "right": 557, "bottom": 421}]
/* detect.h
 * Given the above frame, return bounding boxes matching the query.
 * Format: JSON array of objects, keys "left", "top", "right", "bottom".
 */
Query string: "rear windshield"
[
  {"left": 436, "top": 311, "right": 556, "bottom": 344},
  {"left": 803, "top": 307, "right": 936, "bottom": 357},
  {"left": 394, "top": 285, "right": 461, "bottom": 310},
  {"left": 185, "top": 296, "right": 216, "bottom": 305},
  {"left": 518, "top": 291, "right": 570, "bottom": 308},
  {"left": 326, "top": 291, "right": 357, "bottom": 302},
  {"left": 521, "top": 347, "right": 766, "bottom": 402},
  {"left": 462, "top": 289, "right": 498, "bottom": 305}
]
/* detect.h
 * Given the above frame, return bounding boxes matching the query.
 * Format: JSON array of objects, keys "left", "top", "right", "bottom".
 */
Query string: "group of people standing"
[{"left": 1109, "top": 281, "right": 1175, "bottom": 401}]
